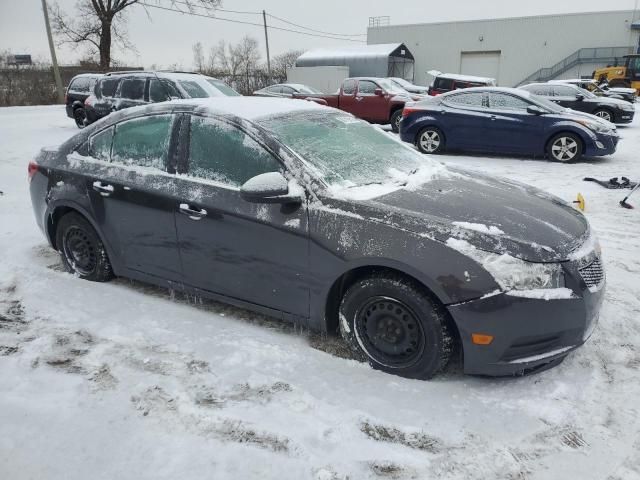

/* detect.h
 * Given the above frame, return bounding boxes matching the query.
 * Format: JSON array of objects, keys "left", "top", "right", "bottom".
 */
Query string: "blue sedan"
[{"left": 399, "top": 87, "right": 620, "bottom": 162}]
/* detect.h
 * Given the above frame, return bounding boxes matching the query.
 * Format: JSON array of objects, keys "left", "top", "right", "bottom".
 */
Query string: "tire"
[
  {"left": 547, "top": 132, "right": 583, "bottom": 163},
  {"left": 339, "top": 274, "right": 453, "bottom": 380},
  {"left": 593, "top": 109, "right": 614, "bottom": 123},
  {"left": 73, "top": 107, "right": 87, "bottom": 129},
  {"left": 390, "top": 109, "right": 402, "bottom": 133},
  {"left": 415, "top": 126, "right": 445, "bottom": 154},
  {"left": 56, "top": 212, "right": 114, "bottom": 282}
]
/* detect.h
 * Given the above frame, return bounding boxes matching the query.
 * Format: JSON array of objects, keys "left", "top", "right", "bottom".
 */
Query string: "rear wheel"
[
  {"left": 547, "top": 133, "right": 582, "bottom": 163},
  {"left": 73, "top": 107, "right": 87, "bottom": 129},
  {"left": 593, "top": 109, "right": 613, "bottom": 123},
  {"left": 339, "top": 274, "right": 453, "bottom": 380},
  {"left": 416, "top": 127, "right": 445, "bottom": 154},
  {"left": 56, "top": 212, "right": 114, "bottom": 282},
  {"left": 390, "top": 110, "right": 403, "bottom": 133}
]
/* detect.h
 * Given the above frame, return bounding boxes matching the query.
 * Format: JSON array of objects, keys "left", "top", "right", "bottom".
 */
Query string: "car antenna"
[{"left": 620, "top": 182, "right": 640, "bottom": 209}]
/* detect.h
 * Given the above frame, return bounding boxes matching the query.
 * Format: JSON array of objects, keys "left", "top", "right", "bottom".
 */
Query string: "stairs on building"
[{"left": 517, "top": 46, "right": 635, "bottom": 86}]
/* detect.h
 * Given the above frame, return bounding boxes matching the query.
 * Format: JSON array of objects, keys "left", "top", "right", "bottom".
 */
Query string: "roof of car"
[
  {"left": 550, "top": 79, "right": 596, "bottom": 84},
  {"left": 427, "top": 70, "right": 496, "bottom": 84},
  {"left": 442, "top": 86, "right": 532, "bottom": 96},
  {"left": 166, "top": 96, "right": 329, "bottom": 121}
]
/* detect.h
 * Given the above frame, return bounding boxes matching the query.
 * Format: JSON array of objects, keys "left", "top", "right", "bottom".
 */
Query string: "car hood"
[
  {"left": 587, "top": 96, "right": 629, "bottom": 107},
  {"left": 330, "top": 168, "right": 589, "bottom": 262},
  {"left": 559, "top": 108, "right": 617, "bottom": 129},
  {"left": 607, "top": 87, "right": 637, "bottom": 95}
]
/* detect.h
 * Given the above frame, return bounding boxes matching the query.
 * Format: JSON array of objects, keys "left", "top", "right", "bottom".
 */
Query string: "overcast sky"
[{"left": 1, "top": 0, "right": 638, "bottom": 68}]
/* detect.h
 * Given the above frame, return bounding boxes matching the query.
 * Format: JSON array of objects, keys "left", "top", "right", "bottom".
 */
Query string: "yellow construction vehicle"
[{"left": 593, "top": 54, "right": 640, "bottom": 94}]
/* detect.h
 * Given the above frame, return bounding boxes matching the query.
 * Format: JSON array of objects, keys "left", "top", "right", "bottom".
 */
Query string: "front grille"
[{"left": 578, "top": 257, "right": 604, "bottom": 290}]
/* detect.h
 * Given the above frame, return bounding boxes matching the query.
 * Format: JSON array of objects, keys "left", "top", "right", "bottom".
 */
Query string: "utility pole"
[
  {"left": 41, "top": 0, "right": 64, "bottom": 103},
  {"left": 262, "top": 10, "right": 272, "bottom": 80}
]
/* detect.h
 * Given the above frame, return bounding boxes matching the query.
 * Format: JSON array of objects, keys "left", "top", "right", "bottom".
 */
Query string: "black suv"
[
  {"left": 519, "top": 82, "right": 635, "bottom": 124},
  {"left": 65, "top": 73, "right": 102, "bottom": 128},
  {"left": 84, "top": 71, "right": 240, "bottom": 126}
]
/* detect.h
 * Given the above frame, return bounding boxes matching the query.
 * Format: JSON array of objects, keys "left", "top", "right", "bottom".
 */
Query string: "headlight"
[
  {"left": 446, "top": 238, "right": 565, "bottom": 291},
  {"left": 622, "top": 104, "right": 635, "bottom": 111},
  {"left": 577, "top": 119, "right": 611, "bottom": 134}
]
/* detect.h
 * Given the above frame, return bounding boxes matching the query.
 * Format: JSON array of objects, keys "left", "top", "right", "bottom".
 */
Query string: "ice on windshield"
[{"left": 259, "top": 111, "right": 446, "bottom": 196}]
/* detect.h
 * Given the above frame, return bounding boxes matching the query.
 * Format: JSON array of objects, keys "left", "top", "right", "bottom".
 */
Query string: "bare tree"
[
  {"left": 192, "top": 42, "right": 205, "bottom": 72},
  {"left": 271, "top": 49, "right": 304, "bottom": 81},
  {"left": 50, "top": 0, "right": 221, "bottom": 70}
]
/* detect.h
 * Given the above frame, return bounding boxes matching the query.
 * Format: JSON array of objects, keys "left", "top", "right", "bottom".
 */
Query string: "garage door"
[{"left": 460, "top": 51, "right": 501, "bottom": 80}]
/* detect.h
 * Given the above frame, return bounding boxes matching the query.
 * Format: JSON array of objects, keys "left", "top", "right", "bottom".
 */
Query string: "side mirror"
[
  {"left": 575, "top": 93, "right": 584, "bottom": 101},
  {"left": 240, "top": 172, "right": 303, "bottom": 204},
  {"left": 374, "top": 88, "right": 384, "bottom": 96},
  {"left": 527, "top": 105, "right": 546, "bottom": 115}
]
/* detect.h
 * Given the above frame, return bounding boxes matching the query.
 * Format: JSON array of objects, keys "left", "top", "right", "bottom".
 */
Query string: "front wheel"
[
  {"left": 416, "top": 127, "right": 445, "bottom": 154},
  {"left": 390, "top": 110, "right": 403, "bottom": 133},
  {"left": 56, "top": 212, "right": 114, "bottom": 282},
  {"left": 339, "top": 275, "right": 453, "bottom": 380},
  {"left": 593, "top": 109, "right": 613, "bottom": 123},
  {"left": 547, "top": 133, "right": 582, "bottom": 163}
]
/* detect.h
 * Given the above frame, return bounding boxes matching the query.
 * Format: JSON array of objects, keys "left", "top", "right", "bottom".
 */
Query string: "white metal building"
[{"left": 367, "top": 10, "right": 640, "bottom": 87}]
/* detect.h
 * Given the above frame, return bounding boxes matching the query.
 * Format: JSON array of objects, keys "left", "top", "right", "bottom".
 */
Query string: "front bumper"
[
  {"left": 614, "top": 109, "right": 635, "bottom": 124},
  {"left": 585, "top": 131, "right": 619, "bottom": 156},
  {"left": 447, "top": 257, "right": 605, "bottom": 376}
]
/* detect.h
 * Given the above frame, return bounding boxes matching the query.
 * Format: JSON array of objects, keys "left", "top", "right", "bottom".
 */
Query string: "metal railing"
[
  {"left": 517, "top": 46, "right": 635, "bottom": 85},
  {"left": 368, "top": 16, "right": 390, "bottom": 28}
]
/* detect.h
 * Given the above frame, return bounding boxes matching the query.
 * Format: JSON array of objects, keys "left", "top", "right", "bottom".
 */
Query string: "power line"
[
  {"left": 267, "top": 13, "right": 366, "bottom": 37},
  {"left": 168, "top": 0, "right": 262, "bottom": 16},
  {"left": 140, "top": 2, "right": 366, "bottom": 42}
]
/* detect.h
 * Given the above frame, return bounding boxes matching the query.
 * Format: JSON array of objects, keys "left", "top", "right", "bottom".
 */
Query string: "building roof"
[{"left": 296, "top": 43, "right": 412, "bottom": 66}]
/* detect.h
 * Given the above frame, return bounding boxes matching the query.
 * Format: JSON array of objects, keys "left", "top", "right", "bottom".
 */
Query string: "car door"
[
  {"left": 439, "top": 91, "right": 492, "bottom": 150},
  {"left": 352, "top": 80, "right": 388, "bottom": 122},
  {"left": 484, "top": 92, "right": 545, "bottom": 154},
  {"left": 85, "top": 113, "right": 184, "bottom": 281},
  {"left": 339, "top": 79, "right": 358, "bottom": 115},
  {"left": 551, "top": 84, "right": 584, "bottom": 112},
  {"left": 93, "top": 77, "right": 120, "bottom": 118},
  {"left": 173, "top": 114, "right": 310, "bottom": 318},
  {"left": 116, "top": 76, "right": 148, "bottom": 111}
]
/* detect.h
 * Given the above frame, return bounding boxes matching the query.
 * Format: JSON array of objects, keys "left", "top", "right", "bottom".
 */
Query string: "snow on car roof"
[
  {"left": 168, "top": 96, "right": 329, "bottom": 120},
  {"left": 550, "top": 79, "right": 596, "bottom": 84},
  {"left": 427, "top": 70, "right": 496, "bottom": 84}
]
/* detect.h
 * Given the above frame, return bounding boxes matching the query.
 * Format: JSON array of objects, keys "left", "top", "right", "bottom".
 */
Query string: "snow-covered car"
[
  {"left": 387, "top": 77, "right": 429, "bottom": 95},
  {"left": 83, "top": 71, "right": 240, "bottom": 126},
  {"left": 253, "top": 83, "right": 324, "bottom": 98},
  {"left": 29, "top": 97, "right": 605, "bottom": 379}
]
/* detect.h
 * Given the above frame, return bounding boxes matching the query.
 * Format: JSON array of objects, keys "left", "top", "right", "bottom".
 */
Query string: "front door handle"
[
  {"left": 490, "top": 115, "right": 497, "bottom": 121},
  {"left": 92, "top": 181, "right": 114, "bottom": 197},
  {"left": 355, "top": 96, "right": 363, "bottom": 101},
  {"left": 179, "top": 203, "right": 207, "bottom": 220}
]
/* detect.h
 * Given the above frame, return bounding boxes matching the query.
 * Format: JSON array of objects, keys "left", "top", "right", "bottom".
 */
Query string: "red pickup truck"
[{"left": 292, "top": 77, "right": 421, "bottom": 132}]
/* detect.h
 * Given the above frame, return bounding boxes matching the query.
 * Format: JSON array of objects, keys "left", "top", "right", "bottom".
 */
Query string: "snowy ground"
[{"left": 1, "top": 105, "right": 640, "bottom": 480}]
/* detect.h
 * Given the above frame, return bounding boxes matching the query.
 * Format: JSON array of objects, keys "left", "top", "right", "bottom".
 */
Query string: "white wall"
[
  {"left": 286, "top": 66, "right": 350, "bottom": 94},
  {"left": 368, "top": 10, "right": 640, "bottom": 87}
]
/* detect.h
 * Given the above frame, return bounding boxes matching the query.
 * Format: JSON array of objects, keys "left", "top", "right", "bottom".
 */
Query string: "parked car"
[
  {"left": 427, "top": 70, "right": 496, "bottom": 96},
  {"left": 291, "top": 77, "right": 420, "bottom": 132},
  {"left": 253, "top": 83, "right": 323, "bottom": 98},
  {"left": 65, "top": 73, "right": 102, "bottom": 128},
  {"left": 400, "top": 87, "right": 619, "bottom": 162},
  {"left": 387, "top": 77, "right": 429, "bottom": 95},
  {"left": 30, "top": 97, "right": 604, "bottom": 379},
  {"left": 519, "top": 82, "right": 635, "bottom": 124},
  {"left": 84, "top": 71, "right": 240, "bottom": 126},
  {"left": 550, "top": 79, "right": 636, "bottom": 103}
]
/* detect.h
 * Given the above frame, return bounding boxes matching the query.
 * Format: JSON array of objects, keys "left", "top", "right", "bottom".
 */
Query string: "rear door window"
[
  {"left": 111, "top": 114, "right": 175, "bottom": 170},
  {"left": 89, "top": 127, "right": 114, "bottom": 162},
  {"left": 443, "top": 92, "right": 486, "bottom": 108},
  {"left": 119, "top": 78, "right": 146, "bottom": 101},
  {"left": 188, "top": 116, "right": 282, "bottom": 187},
  {"left": 99, "top": 78, "right": 120, "bottom": 97}
]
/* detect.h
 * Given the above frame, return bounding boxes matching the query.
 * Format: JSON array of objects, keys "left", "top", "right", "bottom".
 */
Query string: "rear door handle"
[
  {"left": 179, "top": 203, "right": 207, "bottom": 220},
  {"left": 92, "top": 181, "right": 114, "bottom": 197}
]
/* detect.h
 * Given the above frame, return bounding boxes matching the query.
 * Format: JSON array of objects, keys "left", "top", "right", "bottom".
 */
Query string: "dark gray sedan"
[
  {"left": 253, "top": 83, "right": 323, "bottom": 98},
  {"left": 29, "top": 98, "right": 604, "bottom": 379}
]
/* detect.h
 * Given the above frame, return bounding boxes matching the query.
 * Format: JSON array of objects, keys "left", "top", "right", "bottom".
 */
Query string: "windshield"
[
  {"left": 206, "top": 78, "right": 240, "bottom": 96},
  {"left": 377, "top": 78, "right": 411, "bottom": 95},
  {"left": 390, "top": 77, "right": 411, "bottom": 88},
  {"left": 577, "top": 86, "right": 597, "bottom": 99},
  {"left": 259, "top": 111, "right": 440, "bottom": 190},
  {"left": 297, "top": 85, "right": 323, "bottom": 94}
]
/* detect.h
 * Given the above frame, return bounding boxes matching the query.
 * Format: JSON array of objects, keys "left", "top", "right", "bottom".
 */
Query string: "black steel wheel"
[
  {"left": 73, "top": 108, "right": 87, "bottom": 129},
  {"left": 339, "top": 274, "right": 453, "bottom": 379},
  {"left": 56, "top": 212, "right": 114, "bottom": 282}
]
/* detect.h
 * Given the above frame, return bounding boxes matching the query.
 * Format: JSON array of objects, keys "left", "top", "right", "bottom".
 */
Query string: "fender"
[{"left": 45, "top": 199, "right": 124, "bottom": 276}]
